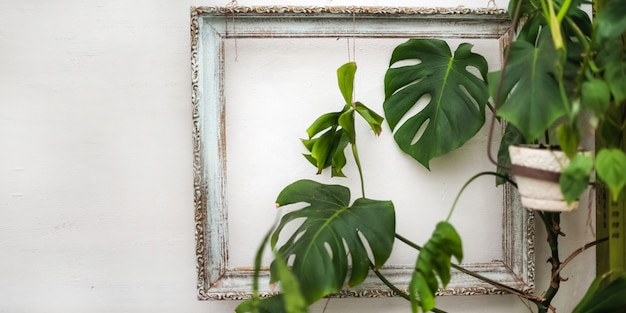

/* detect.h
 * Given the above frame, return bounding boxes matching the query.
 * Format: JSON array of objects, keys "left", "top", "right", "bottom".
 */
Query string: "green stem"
[
  {"left": 565, "top": 16, "right": 591, "bottom": 53},
  {"left": 445, "top": 172, "right": 516, "bottom": 222},
  {"left": 546, "top": 0, "right": 565, "bottom": 50},
  {"left": 351, "top": 143, "right": 366, "bottom": 198},
  {"left": 369, "top": 263, "right": 410, "bottom": 301},
  {"left": 556, "top": 61, "right": 572, "bottom": 118},
  {"left": 539, "top": 0, "right": 551, "bottom": 20},
  {"left": 564, "top": 16, "right": 592, "bottom": 99},
  {"left": 394, "top": 234, "right": 541, "bottom": 303},
  {"left": 556, "top": 0, "right": 572, "bottom": 23},
  {"left": 369, "top": 261, "right": 448, "bottom": 313},
  {"left": 246, "top": 223, "right": 278, "bottom": 311}
]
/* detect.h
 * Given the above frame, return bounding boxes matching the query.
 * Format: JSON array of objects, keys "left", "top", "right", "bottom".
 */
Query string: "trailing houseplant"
[{"left": 236, "top": 0, "right": 626, "bottom": 312}]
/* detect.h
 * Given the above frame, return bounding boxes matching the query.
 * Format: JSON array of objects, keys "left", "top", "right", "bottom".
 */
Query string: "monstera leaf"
[
  {"left": 270, "top": 180, "right": 395, "bottom": 303},
  {"left": 384, "top": 39, "right": 489, "bottom": 169},
  {"left": 409, "top": 221, "right": 463, "bottom": 313},
  {"left": 492, "top": 31, "right": 566, "bottom": 142}
]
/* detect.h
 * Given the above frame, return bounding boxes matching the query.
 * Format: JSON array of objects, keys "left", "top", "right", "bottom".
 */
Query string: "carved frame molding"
[{"left": 191, "top": 6, "right": 534, "bottom": 300}]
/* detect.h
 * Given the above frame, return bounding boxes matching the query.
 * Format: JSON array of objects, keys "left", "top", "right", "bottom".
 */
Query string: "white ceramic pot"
[{"left": 508, "top": 145, "right": 578, "bottom": 212}]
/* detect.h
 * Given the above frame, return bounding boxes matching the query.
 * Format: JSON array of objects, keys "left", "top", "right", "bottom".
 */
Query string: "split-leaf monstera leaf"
[
  {"left": 384, "top": 39, "right": 489, "bottom": 170},
  {"left": 409, "top": 221, "right": 463, "bottom": 313},
  {"left": 491, "top": 31, "right": 566, "bottom": 143},
  {"left": 270, "top": 180, "right": 395, "bottom": 304}
]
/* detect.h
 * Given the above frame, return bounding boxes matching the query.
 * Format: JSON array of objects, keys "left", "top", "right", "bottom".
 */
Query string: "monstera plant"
[{"left": 237, "top": 0, "right": 626, "bottom": 312}]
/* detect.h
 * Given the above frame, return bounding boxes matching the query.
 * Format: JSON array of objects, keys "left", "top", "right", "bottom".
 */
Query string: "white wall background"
[{"left": 0, "top": 0, "right": 596, "bottom": 312}]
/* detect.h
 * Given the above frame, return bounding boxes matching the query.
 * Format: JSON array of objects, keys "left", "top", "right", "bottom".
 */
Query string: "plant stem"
[
  {"left": 545, "top": 0, "right": 565, "bottom": 50},
  {"left": 552, "top": 237, "right": 608, "bottom": 280},
  {"left": 536, "top": 211, "right": 564, "bottom": 313},
  {"left": 369, "top": 261, "right": 448, "bottom": 313},
  {"left": 564, "top": 16, "right": 592, "bottom": 98},
  {"left": 487, "top": 0, "right": 524, "bottom": 167},
  {"left": 394, "top": 234, "right": 544, "bottom": 303},
  {"left": 445, "top": 172, "right": 516, "bottom": 222},
  {"left": 369, "top": 263, "right": 410, "bottom": 301},
  {"left": 556, "top": 0, "right": 572, "bottom": 23},
  {"left": 351, "top": 143, "right": 365, "bottom": 198}
]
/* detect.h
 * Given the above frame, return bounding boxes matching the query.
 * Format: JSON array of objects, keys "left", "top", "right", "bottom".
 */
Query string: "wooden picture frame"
[{"left": 190, "top": 6, "right": 534, "bottom": 300}]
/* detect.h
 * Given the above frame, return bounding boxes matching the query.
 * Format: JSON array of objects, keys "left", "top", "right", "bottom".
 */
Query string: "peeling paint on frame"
[{"left": 190, "top": 6, "right": 533, "bottom": 300}]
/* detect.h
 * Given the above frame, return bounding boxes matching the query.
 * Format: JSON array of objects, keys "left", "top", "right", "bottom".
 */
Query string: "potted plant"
[
  {"left": 382, "top": 0, "right": 626, "bottom": 309},
  {"left": 236, "top": 0, "right": 626, "bottom": 312},
  {"left": 489, "top": 0, "right": 626, "bottom": 214},
  {"left": 384, "top": 0, "right": 625, "bottom": 212}
]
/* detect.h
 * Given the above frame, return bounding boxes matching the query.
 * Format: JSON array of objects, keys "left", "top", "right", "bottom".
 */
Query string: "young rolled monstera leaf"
[{"left": 302, "top": 62, "right": 383, "bottom": 177}]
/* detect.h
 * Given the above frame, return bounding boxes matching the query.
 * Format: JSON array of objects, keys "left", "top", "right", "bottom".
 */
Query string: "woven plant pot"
[{"left": 508, "top": 145, "right": 578, "bottom": 212}]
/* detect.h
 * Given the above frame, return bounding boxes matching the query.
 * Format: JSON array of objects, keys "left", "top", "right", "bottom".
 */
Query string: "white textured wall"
[{"left": 0, "top": 0, "right": 595, "bottom": 312}]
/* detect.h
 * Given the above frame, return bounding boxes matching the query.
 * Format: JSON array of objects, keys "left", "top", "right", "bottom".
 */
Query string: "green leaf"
[
  {"left": 581, "top": 78, "right": 611, "bottom": 116},
  {"left": 338, "top": 109, "right": 356, "bottom": 143},
  {"left": 593, "top": 22, "right": 626, "bottom": 103},
  {"left": 303, "top": 121, "right": 350, "bottom": 177},
  {"left": 512, "top": 2, "right": 544, "bottom": 44},
  {"left": 605, "top": 58, "right": 626, "bottom": 104},
  {"left": 302, "top": 153, "right": 317, "bottom": 167},
  {"left": 273, "top": 254, "right": 309, "bottom": 313},
  {"left": 556, "top": 123, "right": 580, "bottom": 159},
  {"left": 496, "top": 124, "right": 525, "bottom": 185},
  {"left": 305, "top": 112, "right": 340, "bottom": 139},
  {"left": 330, "top": 132, "right": 350, "bottom": 177},
  {"left": 493, "top": 31, "right": 567, "bottom": 142},
  {"left": 409, "top": 222, "right": 463, "bottom": 313},
  {"left": 355, "top": 102, "right": 384, "bottom": 136},
  {"left": 236, "top": 220, "right": 294, "bottom": 313},
  {"left": 384, "top": 39, "right": 489, "bottom": 169},
  {"left": 271, "top": 180, "right": 395, "bottom": 303},
  {"left": 596, "top": 149, "right": 626, "bottom": 202},
  {"left": 572, "top": 271, "right": 626, "bottom": 313},
  {"left": 236, "top": 295, "right": 289, "bottom": 313},
  {"left": 309, "top": 128, "right": 335, "bottom": 174},
  {"left": 562, "top": 8, "right": 591, "bottom": 94},
  {"left": 337, "top": 62, "right": 357, "bottom": 105},
  {"left": 598, "top": 112, "right": 623, "bottom": 148},
  {"left": 595, "top": 0, "right": 626, "bottom": 42},
  {"left": 560, "top": 153, "right": 593, "bottom": 203}
]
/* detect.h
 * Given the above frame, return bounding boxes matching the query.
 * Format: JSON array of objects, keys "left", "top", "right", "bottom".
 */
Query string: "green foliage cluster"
[{"left": 237, "top": 0, "right": 626, "bottom": 312}]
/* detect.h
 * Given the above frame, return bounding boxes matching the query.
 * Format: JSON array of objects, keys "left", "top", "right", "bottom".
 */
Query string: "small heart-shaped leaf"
[{"left": 596, "top": 149, "right": 626, "bottom": 202}]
